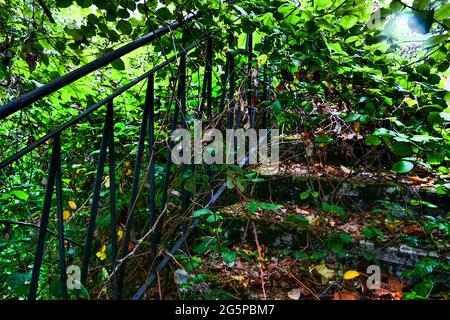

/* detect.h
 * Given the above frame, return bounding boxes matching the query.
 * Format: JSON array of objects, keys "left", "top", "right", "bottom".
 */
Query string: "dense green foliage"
[{"left": 0, "top": 0, "right": 449, "bottom": 299}]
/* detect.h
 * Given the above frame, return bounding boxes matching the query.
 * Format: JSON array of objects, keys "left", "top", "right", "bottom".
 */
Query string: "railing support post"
[
  {"left": 147, "top": 74, "right": 157, "bottom": 272},
  {"left": 246, "top": 33, "right": 254, "bottom": 128},
  {"left": 29, "top": 134, "right": 67, "bottom": 300},
  {"left": 81, "top": 101, "right": 115, "bottom": 287},
  {"left": 227, "top": 32, "right": 236, "bottom": 129},
  {"left": 206, "top": 36, "right": 213, "bottom": 121}
]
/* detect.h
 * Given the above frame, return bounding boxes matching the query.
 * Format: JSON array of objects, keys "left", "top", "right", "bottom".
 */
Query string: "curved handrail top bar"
[
  {"left": 0, "top": 11, "right": 199, "bottom": 121},
  {"left": 0, "top": 34, "right": 210, "bottom": 171}
]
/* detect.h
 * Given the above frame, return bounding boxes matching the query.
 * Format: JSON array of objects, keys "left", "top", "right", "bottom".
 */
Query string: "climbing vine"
[{"left": 0, "top": 0, "right": 449, "bottom": 300}]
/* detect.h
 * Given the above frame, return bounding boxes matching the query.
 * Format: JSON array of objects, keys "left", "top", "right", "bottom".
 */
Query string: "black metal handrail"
[
  {"left": 0, "top": 6, "right": 267, "bottom": 300},
  {"left": 0, "top": 12, "right": 198, "bottom": 121},
  {"left": 0, "top": 33, "right": 209, "bottom": 171}
]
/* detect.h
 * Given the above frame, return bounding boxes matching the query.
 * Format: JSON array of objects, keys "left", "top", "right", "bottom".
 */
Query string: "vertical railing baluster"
[
  {"left": 118, "top": 84, "right": 151, "bottom": 295},
  {"left": 206, "top": 36, "right": 213, "bottom": 121},
  {"left": 54, "top": 134, "right": 68, "bottom": 300},
  {"left": 263, "top": 64, "right": 269, "bottom": 128},
  {"left": 155, "top": 75, "right": 181, "bottom": 255},
  {"left": 106, "top": 101, "right": 119, "bottom": 300},
  {"left": 179, "top": 53, "right": 191, "bottom": 221},
  {"left": 147, "top": 74, "right": 157, "bottom": 271},
  {"left": 236, "top": 62, "right": 248, "bottom": 130},
  {"left": 227, "top": 32, "right": 236, "bottom": 129},
  {"left": 199, "top": 66, "right": 208, "bottom": 117},
  {"left": 29, "top": 137, "right": 59, "bottom": 300},
  {"left": 219, "top": 54, "right": 229, "bottom": 118},
  {"left": 246, "top": 33, "right": 254, "bottom": 128},
  {"left": 81, "top": 103, "right": 113, "bottom": 286}
]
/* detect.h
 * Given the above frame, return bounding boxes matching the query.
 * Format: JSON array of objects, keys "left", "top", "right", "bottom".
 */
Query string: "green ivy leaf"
[
  {"left": 221, "top": 248, "right": 236, "bottom": 266},
  {"left": 410, "top": 200, "right": 438, "bottom": 208},
  {"left": 300, "top": 191, "right": 310, "bottom": 200},
  {"left": 56, "top": 0, "right": 73, "bottom": 8},
  {"left": 193, "top": 208, "right": 212, "bottom": 218},
  {"left": 362, "top": 226, "right": 384, "bottom": 240},
  {"left": 392, "top": 142, "right": 412, "bottom": 157},
  {"left": 117, "top": 20, "right": 132, "bottom": 35},
  {"left": 365, "top": 135, "right": 382, "bottom": 146},
  {"left": 271, "top": 99, "right": 282, "bottom": 113},
  {"left": 392, "top": 160, "right": 414, "bottom": 173},
  {"left": 11, "top": 190, "right": 29, "bottom": 201},
  {"left": 413, "top": 0, "right": 431, "bottom": 11},
  {"left": 293, "top": 251, "right": 309, "bottom": 260},
  {"left": 434, "top": 3, "right": 450, "bottom": 20},
  {"left": 286, "top": 215, "right": 309, "bottom": 227},
  {"left": 315, "top": 0, "right": 331, "bottom": 9},
  {"left": 76, "top": 0, "right": 92, "bottom": 8},
  {"left": 341, "top": 15, "right": 358, "bottom": 29},
  {"left": 111, "top": 58, "right": 125, "bottom": 70},
  {"left": 247, "top": 201, "right": 259, "bottom": 213},
  {"left": 424, "top": 34, "right": 449, "bottom": 48},
  {"left": 416, "top": 63, "right": 431, "bottom": 76},
  {"left": 345, "top": 114, "right": 361, "bottom": 122}
]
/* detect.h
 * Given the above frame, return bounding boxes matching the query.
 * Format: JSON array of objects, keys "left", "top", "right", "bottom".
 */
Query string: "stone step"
[
  {"left": 250, "top": 173, "right": 448, "bottom": 215},
  {"left": 214, "top": 203, "right": 450, "bottom": 276}
]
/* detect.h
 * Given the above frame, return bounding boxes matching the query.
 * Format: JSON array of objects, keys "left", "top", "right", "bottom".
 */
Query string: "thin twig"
[
  {"left": 37, "top": 0, "right": 55, "bottom": 23},
  {"left": 0, "top": 219, "right": 83, "bottom": 247},
  {"left": 251, "top": 220, "right": 267, "bottom": 300}
]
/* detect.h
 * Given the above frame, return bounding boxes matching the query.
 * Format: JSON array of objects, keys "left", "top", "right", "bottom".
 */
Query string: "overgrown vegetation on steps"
[
  {"left": 1, "top": 0, "right": 450, "bottom": 300},
  {"left": 179, "top": 199, "right": 449, "bottom": 300}
]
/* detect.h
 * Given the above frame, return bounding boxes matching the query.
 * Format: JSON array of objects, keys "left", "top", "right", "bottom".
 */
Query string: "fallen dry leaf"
[
  {"left": 295, "top": 208, "right": 310, "bottom": 215},
  {"left": 408, "top": 176, "right": 428, "bottom": 184},
  {"left": 333, "top": 289, "right": 358, "bottom": 300},
  {"left": 343, "top": 270, "right": 360, "bottom": 280},
  {"left": 338, "top": 221, "right": 360, "bottom": 234},
  {"left": 384, "top": 219, "right": 403, "bottom": 233},
  {"left": 271, "top": 271, "right": 282, "bottom": 280},
  {"left": 325, "top": 166, "right": 337, "bottom": 175},
  {"left": 280, "top": 258, "right": 294, "bottom": 267},
  {"left": 68, "top": 201, "right": 77, "bottom": 210},
  {"left": 372, "top": 288, "right": 393, "bottom": 298},
  {"left": 231, "top": 275, "right": 250, "bottom": 288},
  {"left": 403, "top": 224, "right": 423, "bottom": 235},
  {"left": 288, "top": 288, "right": 302, "bottom": 300},
  {"left": 387, "top": 277, "right": 406, "bottom": 293},
  {"left": 340, "top": 165, "right": 352, "bottom": 174},
  {"left": 311, "top": 263, "right": 336, "bottom": 285}
]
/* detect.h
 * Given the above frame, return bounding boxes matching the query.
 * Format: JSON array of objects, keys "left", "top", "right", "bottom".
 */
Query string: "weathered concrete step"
[
  {"left": 251, "top": 174, "right": 449, "bottom": 215},
  {"left": 216, "top": 207, "right": 450, "bottom": 276},
  {"left": 357, "top": 240, "right": 450, "bottom": 267},
  {"left": 278, "top": 137, "right": 387, "bottom": 167}
]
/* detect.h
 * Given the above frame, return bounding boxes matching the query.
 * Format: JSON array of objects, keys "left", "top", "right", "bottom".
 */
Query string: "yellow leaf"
[
  {"left": 68, "top": 201, "right": 77, "bottom": 210},
  {"left": 231, "top": 275, "right": 249, "bottom": 287},
  {"left": 96, "top": 245, "right": 107, "bottom": 261},
  {"left": 384, "top": 218, "right": 402, "bottom": 233},
  {"left": 231, "top": 275, "right": 246, "bottom": 282},
  {"left": 403, "top": 97, "right": 418, "bottom": 107},
  {"left": 257, "top": 54, "right": 268, "bottom": 66},
  {"left": 311, "top": 263, "right": 336, "bottom": 284},
  {"left": 63, "top": 210, "right": 71, "bottom": 221},
  {"left": 117, "top": 229, "right": 124, "bottom": 241},
  {"left": 343, "top": 270, "right": 361, "bottom": 280},
  {"left": 353, "top": 120, "right": 361, "bottom": 133}
]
